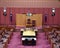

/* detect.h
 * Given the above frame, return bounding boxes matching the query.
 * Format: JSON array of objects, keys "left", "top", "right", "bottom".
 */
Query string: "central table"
[{"left": 21, "top": 29, "right": 37, "bottom": 46}]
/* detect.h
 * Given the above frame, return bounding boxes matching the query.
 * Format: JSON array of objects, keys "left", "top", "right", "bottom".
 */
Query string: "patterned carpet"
[{"left": 7, "top": 31, "right": 51, "bottom": 48}]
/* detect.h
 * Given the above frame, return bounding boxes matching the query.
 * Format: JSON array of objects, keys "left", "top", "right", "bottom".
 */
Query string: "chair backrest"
[
  {"left": 27, "top": 19, "right": 31, "bottom": 24},
  {"left": 32, "top": 20, "right": 36, "bottom": 27}
]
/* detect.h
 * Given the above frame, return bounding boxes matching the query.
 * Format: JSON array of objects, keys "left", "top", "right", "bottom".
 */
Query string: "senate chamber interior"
[{"left": 0, "top": 0, "right": 60, "bottom": 48}]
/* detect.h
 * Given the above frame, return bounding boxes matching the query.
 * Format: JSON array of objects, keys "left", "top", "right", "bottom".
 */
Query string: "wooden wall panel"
[
  {"left": 16, "top": 14, "right": 26, "bottom": 26},
  {"left": 16, "top": 14, "right": 42, "bottom": 27}
]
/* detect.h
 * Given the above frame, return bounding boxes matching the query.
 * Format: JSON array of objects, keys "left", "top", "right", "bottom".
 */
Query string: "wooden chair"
[
  {"left": 32, "top": 20, "right": 36, "bottom": 27},
  {"left": 26, "top": 19, "right": 32, "bottom": 27}
]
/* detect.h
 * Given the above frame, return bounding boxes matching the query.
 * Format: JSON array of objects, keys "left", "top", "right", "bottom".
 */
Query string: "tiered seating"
[
  {"left": 0, "top": 26, "right": 15, "bottom": 48},
  {"left": 45, "top": 29, "right": 60, "bottom": 48},
  {"left": 43, "top": 25, "right": 60, "bottom": 48}
]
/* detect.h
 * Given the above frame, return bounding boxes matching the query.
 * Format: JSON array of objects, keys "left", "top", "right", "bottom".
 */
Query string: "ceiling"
[{"left": 0, "top": 0, "right": 60, "bottom": 8}]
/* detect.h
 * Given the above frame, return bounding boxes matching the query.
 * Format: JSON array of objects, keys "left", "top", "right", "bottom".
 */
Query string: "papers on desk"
[
  {"left": 4, "top": 34, "right": 10, "bottom": 38},
  {"left": 49, "top": 35, "right": 54, "bottom": 38},
  {"left": 3, "top": 39, "right": 8, "bottom": 43},
  {"left": 0, "top": 43, "right": 5, "bottom": 48},
  {"left": 54, "top": 43, "right": 60, "bottom": 48},
  {"left": 1, "top": 38, "right": 8, "bottom": 43},
  {"left": 20, "top": 29, "right": 24, "bottom": 31},
  {"left": 34, "top": 29, "right": 38, "bottom": 32},
  {"left": 51, "top": 38, "right": 57, "bottom": 43}
]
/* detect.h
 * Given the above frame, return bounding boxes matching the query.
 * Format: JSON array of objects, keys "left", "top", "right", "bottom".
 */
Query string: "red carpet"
[{"left": 7, "top": 32, "right": 51, "bottom": 48}]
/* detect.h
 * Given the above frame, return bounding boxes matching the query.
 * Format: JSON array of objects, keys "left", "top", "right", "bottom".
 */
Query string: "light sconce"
[
  {"left": 44, "top": 14, "right": 48, "bottom": 23},
  {"left": 27, "top": 12, "right": 32, "bottom": 16},
  {"left": 26, "top": 9, "right": 32, "bottom": 16},
  {"left": 52, "top": 8, "right": 55, "bottom": 13},
  {"left": 52, "top": 8, "right": 55, "bottom": 16},
  {"left": 3, "top": 7, "right": 7, "bottom": 16},
  {"left": 10, "top": 11, "right": 13, "bottom": 16}
]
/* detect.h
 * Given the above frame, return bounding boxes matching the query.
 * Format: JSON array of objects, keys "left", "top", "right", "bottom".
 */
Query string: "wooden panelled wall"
[
  {"left": 0, "top": 8, "right": 60, "bottom": 25},
  {"left": 16, "top": 14, "right": 42, "bottom": 27}
]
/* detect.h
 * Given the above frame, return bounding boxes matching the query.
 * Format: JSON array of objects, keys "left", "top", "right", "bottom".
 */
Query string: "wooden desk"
[
  {"left": 53, "top": 43, "right": 60, "bottom": 48},
  {"left": 22, "top": 29, "right": 36, "bottom": 45},
  {"left": 0, "top": 43, "right": 6, "bottom": 48},
  {"left": 56, "top": 31, "right": 60, "bottom": 34}
]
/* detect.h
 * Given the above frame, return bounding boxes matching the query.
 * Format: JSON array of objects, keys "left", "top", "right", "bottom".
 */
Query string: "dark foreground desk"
[{"left": 22, "top": 36, "right": 36, "bottom": 46}]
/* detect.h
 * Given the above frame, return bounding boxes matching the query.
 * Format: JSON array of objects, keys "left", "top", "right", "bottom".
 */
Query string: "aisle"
[{"left": 7, "top": 32, "right": 51, "bottom": 48}]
